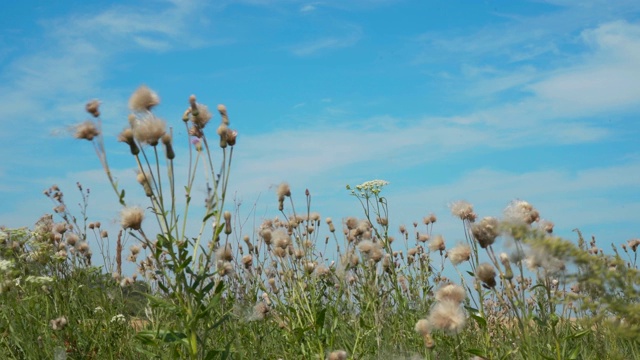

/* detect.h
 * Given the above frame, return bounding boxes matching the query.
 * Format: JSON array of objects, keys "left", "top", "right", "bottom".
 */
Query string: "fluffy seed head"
[
  {"left": 476, "top": 263, "right": 497, "bottom": 288},
  {"left": 192, "top": 103, "right": 212, "bottom": 128},
  {"left": 77, "top": 242, "right": 90, "bottom": 254},
  {"left": 85, "top": 99, "right": 100, "bottom": 117},
  {"left": 435, "top": 284, "right": 466, "bottom": 304},
  {"left": 538, "top": 219, "right": 554, "bottom": 233},
  {"left": 414, "top": 319, "right": 430, "bottom": 336},
  {"left": 357, "top": 240, "right": 375, "bottom": 253},
  {"left": 130, "top": 245, "right": 141, "bottom": 256},
  {"left": 120, "top": 206, "right": 144, "bottom": 230},
  {"left": 74, "top": 121, "right": 100, "bottom": 141},
  {"left": 260, "top": 228, "right": 272, "bottom": 245},
  {"left": 428, "top": 235, "right": 446, "bottom": 252},
  {"left": 429, "top": 213, "right": 437, "bottom": 223},
  {"left": 447, "top": 244, "right": 471, "bottom": 265},
  {"left": 471, "top": 217, "right": 500, "bottom": 248},
  {"left": 50, "top": 316, "right": 68, "bottom": 331},
  {"left": 427, "top": 300, "right": 466, "bottom": 334},
  {"left": 136, "top": 171, "right": 153, "bottom": 196},
  {"left": 133, "top": 115, "right": 166, "bottom": 146},
  {"left": 224, "top": 128, "right": 237, "bottom": 146},
  {"left": 327, "top": 350, "right": 347, "bottom": 360},
  {"left": 345, "top": 217, "right": 359, "bottom": 230},
  {"left": 66, "top": 233, "right": 79, "bottom": 246},
  {"left": 216, "top": 244, "right": 233, "bottom": 262},
  {"left": 276, "top": 182, "right": 291, "bottom": 199},
  {"left": 251, "top": 302, "right": 270, "bottom": 321},
  {"left": 504, "top": 200, "right": 540, "bottom": 225},
  {"left": 450, "top": 200, "right": 476, "bottom": 222},
  {"left": 242, "top": 255, "right": 253, "bottom": 268},
  {"left": 129, "top": 85, "right": 160, "bottom": 111},
  {"left": 272, "top": 228, "right": 290, "bottom": 249}
]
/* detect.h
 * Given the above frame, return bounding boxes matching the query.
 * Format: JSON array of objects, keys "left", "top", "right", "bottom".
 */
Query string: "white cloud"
[
  {"left": 527, "top": 21, "right": 640, "bottom": 116},
  {"left": 0, "top": 0, "right": 217, "bottom": 127}
]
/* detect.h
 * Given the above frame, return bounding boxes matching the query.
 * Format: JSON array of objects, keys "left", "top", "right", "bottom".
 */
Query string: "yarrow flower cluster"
[
  {"left": 348, "top": 179, "right": 389, "bottom": 197},
  {"left": 25, "top": 276, "right": 54, "bottom": 284},
  {"left": 0, "top": 259, "right": 13, "bottom": 272},
  {"left": 111, "top": 314, "right": 126, "bottom": 324}
]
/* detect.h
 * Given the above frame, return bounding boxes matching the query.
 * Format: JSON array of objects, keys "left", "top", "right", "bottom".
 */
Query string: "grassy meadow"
[{"left": 1, "top": 87, "right": 639, "bottom": 359}]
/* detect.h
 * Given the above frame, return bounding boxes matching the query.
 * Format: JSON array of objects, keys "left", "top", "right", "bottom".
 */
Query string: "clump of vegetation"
[{"left": 0, "top": 87, "right": 638, "bottom": 359}]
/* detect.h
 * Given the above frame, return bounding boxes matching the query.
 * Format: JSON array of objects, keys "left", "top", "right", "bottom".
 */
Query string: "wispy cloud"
[
  {"left": 392, "top": 162, "right": 640, "bottom": 235},
  {"left": 300, "top": 2, "right": 320, "bottom": 13},
  {"left": 290, "top": 25, "right": 362, "bottom": 56},
  {"left": 0, "top": 0, "right": 218, "bottom": 129},
  {"left": 0, "top": 0, "right": 224, "bottom": 214},
  {"left": 526, "top": 21, "right": 640, "bottom": 116},
  {"left": 413, "top": 1, "right": 640, "bottom": 64},
  {"left": 419, "top": 20, "right": 640, "bottom": 132}
]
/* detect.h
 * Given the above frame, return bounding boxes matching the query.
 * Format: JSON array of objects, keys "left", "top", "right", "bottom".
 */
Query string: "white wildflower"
[
  {"left": 350, "top": 179, "right": 389, "bottom": 197},
  {"left": 25, "top": 276, "right": 54, "bottom": 284},
  {"left": 0, "top": 259, "right": 13, "bottom": 272},
  {"left": 111, "top": 314, "right": 126, "bottom": 324}
]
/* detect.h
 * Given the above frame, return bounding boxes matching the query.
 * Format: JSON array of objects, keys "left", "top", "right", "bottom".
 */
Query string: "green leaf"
[
  {"left": 470, "top": 313, "right": 487, "bottom": 329},
  {"left": 292, "top": 327, "right": 306, "bottom": 343},
  {"left": 315, "top": 307, "right": 327, "bottom": 332},
  {"left": 201, "top": 280, "right": 216, "bottom": 295},
  {"left": 157, "top": 281, "right": 169, "bottom": 294},
  {"left": 568, "top": 346, "right": 581, "bottom": 359},
  {"left": 136, "top": 329, "right": 187, "bottom": 344},
  {"left": 565, "top": 329, "right": 590, "bottom": 340},
  {"left": 465, "top": 348, "right": 487, "bottom": 357},
  {"left": 203, "top": 211, "right": 217, "bottom": 222},
  {"left": 463, "top": 306, "right": 486, "bottom": 328},
  {"left": 205, "top": 340, "right": 233, "bottom": 360}
]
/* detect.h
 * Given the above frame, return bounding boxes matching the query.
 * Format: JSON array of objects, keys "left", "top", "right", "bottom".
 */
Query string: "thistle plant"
[{"left": 74, "top": 86, "right": 237, "bottom": 359}]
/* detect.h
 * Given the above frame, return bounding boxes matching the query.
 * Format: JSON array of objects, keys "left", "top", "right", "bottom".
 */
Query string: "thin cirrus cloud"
[{"left": 289, "top": 25, "right": 362, "bottom": 56}]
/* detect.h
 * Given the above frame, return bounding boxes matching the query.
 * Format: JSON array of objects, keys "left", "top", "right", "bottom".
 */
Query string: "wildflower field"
[{"left": 1, "top": 87, "right": 639, "bottom": 360}]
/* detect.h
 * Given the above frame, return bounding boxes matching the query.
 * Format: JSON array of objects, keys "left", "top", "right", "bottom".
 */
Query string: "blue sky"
[{"left": 1, "top": 0, "right": 639, "bottom": 252}]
